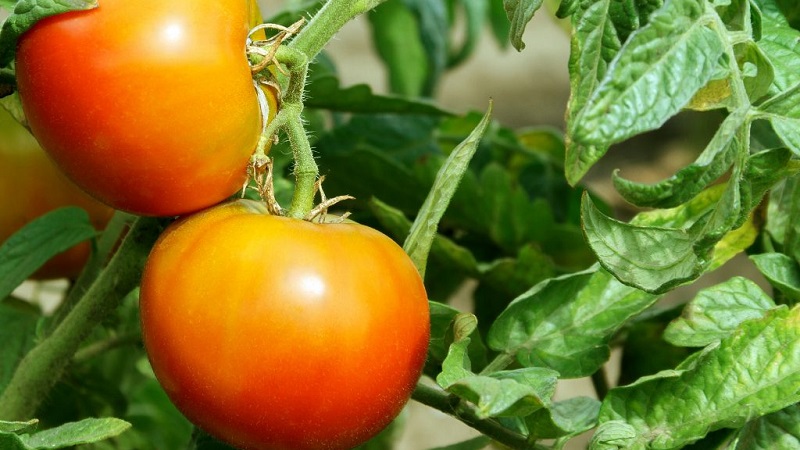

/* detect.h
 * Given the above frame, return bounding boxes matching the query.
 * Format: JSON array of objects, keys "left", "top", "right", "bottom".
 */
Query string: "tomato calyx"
[{"left": 243, "top": 156, "right": 354, "bottom": 223}]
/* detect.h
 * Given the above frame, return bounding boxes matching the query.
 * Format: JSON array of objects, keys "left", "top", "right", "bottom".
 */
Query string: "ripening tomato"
[
  {"left": 14, "top": 0, "right": 267, "bottom": 216},
  {"left": 140, "top": 200, "right": 430, "bottom": 450},
  {"left": 0, "top": 108, "right": 113, "bottom": 279}
]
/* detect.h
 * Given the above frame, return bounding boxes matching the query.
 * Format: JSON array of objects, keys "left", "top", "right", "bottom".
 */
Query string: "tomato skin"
[
  {"left": 140, "top": 200, "right": 430, "bottom": 450},
  {"left": 0, "top": 108, "right": 113, "bottom": 279},
  {"left": 14, "top": 0, "right": 264, "bottom": 216}
]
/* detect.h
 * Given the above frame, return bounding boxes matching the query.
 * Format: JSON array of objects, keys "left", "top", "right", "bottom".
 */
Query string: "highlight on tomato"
[
  {"left": 14, "top": 0, "right": 269, "bottom": 216},
  {"left": 139, "top": 199, "right": 430, "bottom": 450},
  {"left": 0, "top": 107, "right": 113, "bottom": 279}
]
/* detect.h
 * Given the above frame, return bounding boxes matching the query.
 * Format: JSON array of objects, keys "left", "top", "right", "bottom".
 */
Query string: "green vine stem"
[
  {"left": 412, "top": 383, "right": 544, "bottom": 450},
  {"left": 0, "top": 217, "right": 166, "bottom": 420},
  {"left": 248, "top": 0, "right": 391, "bottom": 218}
]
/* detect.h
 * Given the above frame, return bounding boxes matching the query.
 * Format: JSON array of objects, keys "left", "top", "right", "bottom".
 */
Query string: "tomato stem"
[
  {"left": 412, "top": 383, "right": 542, "bottom": 449},
  {"left": 288, "top": 0, "right": 390, "bottom": 60},
  {"left": 0, "top": 217, "right": 166, "bottom": 420}
]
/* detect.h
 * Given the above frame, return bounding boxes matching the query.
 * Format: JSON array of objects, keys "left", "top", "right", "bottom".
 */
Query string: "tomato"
[
  {"left": 14, "top": 0, "right": 267, "bottom": 216},
  {"left": 139, "top": 200, "right": 430, "bottom": 450},
  {"left": 0, "top": 108, "right": 113, "bottom": 279}
]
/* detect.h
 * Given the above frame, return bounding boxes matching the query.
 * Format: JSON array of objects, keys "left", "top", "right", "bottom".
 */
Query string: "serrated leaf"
[
  {"left": 0, "top": 420, "right": 37, "bottom": 434},
  {"left": 21, "top": 418, "right": 130, "bottom": 448},
  {"left": 487, "top": 266, "right": 658, "bottom": 378},
  {"left": 750, "top": 252, "right": 800, "bottom": 301},
  {"left": 503, "top": 0, "right": 544, "bottom": 51},
  {"left": 525, "top": 396, "right": 601, "bottom": 439},
  {"left": 598, "top": 305, "right": 800, "bottom": 449},
  {"left": 664, "top": 277, "right": 775, "bottom": 347},
  {"left": 563, "top": 0, "right": 622, "bottom": 184},
  {"left": 426, "top": 435, "right": 492, "bottom": 450},
  {"left": 0, "top": 0, "right": 99, "bottom": 67},
  {"left": 0, "top": 207, "right": 98, "bottom": 299},
  {"left": 757, "top": 5, "right": 800, "bottom": 96},
  {"left": 766, "top": 174, "right": 800, "bottom": 262},
  {"left": 404, "top": 103, "right": 492, "bottom": 277},
  {"left": 427, "top": 302, "right": 488, "bottom": 376},
  {"left": 611, "top": 108, "right": 746, "bottom": 208},
  {"left": 402, "top": 0, "right": 448, "bottom": 95},
  {"left": 590, "top": 421, "right": 639, "bottom": 450},
  {"left": 368, "top": 0, "right": 428, "bottom": 96},
  {"left": 447, "top": 0, "right": 487, "bottom": 67},
  {"left": 570, "top": 0, "right": 725, "bottom": 146},
  {"left": 734, "top": 404, "right": 800, "bottom": 449},
  {"left": 436, "top": 341, "right": 473, "bottom": 388},
  {"left": 446, "top": 367, "right": 558, "bottom": 419},
  {"left": 581, "top": 193, "right": 710, "bottom": 293},
  {"left": 759, "top": 81, "right": 800, "bottom": 156},
  {"left": 304, "top": 74, "right": 453, "bottom": 115},
  {"left": 369, "top": 198, "right": 479, "bottom": 277}
]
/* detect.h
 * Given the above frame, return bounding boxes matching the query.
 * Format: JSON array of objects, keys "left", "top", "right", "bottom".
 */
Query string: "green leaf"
[
  {"left": 766, "top": 174, "right": 800, "bottom": 261},
  {"left": 20, "top": 418, "right": 131, "bottom": 449},
  {"left": 402, "top": 0, "right": 448, "bottom": 95},
  {"left": 581, "top": 193, "right": 711, "bottom": 293},
  {"left": 590, "top": 421, "right": 639, "bottom": 450},
  {"left": 0, "top": 433, "right": 28, "bottom": 450},
  {"left": 503, "top": 0, "right": 545, "bottom": 51},
  {"left": 598, "top": 305, "right": 800, "bottom": 449},
  {"left": 368, "top": 0, "right": 428, "bottom": 96},
  {"left": 0, "top": 302, "right": 39, "bottom": 393},
  {"left": 0, "top": 207, "right": 98, "bottom": 299},
  {"left": 436, "top": 313, "right": 481, "bottom": 388},
  {"left": 488, "top": 0, "right": 511, "bottom": 47},
  {"left": 426, "top": 436, "right": 492, "bottom": 450},
  {"left": 757, "top": 3, "right": 800, "bottom": 96},
  {"left": 570, "top": 0, "right": 725, "bottom": 146},
  {"left": 735, "top": 41, "right": 775, "bottom": 104},
  {"left": 759, "top": 81, "right": 800, "bottom": 156},
  {"left": 618, "top": 308, "right": 693, "bottom": 386},
  {"left": 525, "top": 396, "right": 601, "bottom": 439},
  {"left": 750, "top": 252, "right": 800, "bottom": 301},
  {"left": 0, "top": 0, "right": 16, "bottom": 11},
  {"left": 369, "top": 198, "right": 479, "bottom": 277},
  {"left": 611, "top": 108, "right": 746, "bottom": 208},
  {"left": 427, "top": 302, "right": 488, "bottom": 376},
  {"left": 404, "top": 103, "right": 492, "bottom": 277},
  {"left": 304, "top": 74, "right": 453, "bottom": 115},
  {"left": 563, "top": 0, "right": 623, "bottom": 184},
  {"left": 487, "top": 266, "right": 658, "bottom": 378},
  {"left": 445, "top": 368, "right": 559, "bottom": 419},
  {"left": 447, "top": 0, "right": 487, "bottom": 67},
  {"left": 734, "top": 404, "right": 800, "bottom": 449},
  {"left": 0, "top": 0, "right": 99, "bottom": 67},
  {"left": 0, "top": 420, "right": 37, "bottom": 434},
  {"left": 664, "top": 277, "right": 775, "bottom": 347}
]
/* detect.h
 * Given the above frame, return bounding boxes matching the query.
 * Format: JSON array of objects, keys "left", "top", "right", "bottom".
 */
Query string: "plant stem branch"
[
  {"left": 412, "top": 382, "right": 539, "bottom": 450},
  {"left": 288, "top": 0, "right": 389, "bottom": 60},
  {"left": 0, "top": 217, "right": 165, "bottom": 420}
]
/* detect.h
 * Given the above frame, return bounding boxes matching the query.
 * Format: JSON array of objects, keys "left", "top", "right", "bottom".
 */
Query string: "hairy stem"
[
  {"left": 412, "top": 383, "right": 541, "bottom": 450},
  {"left": 288, "top": 0, "right": 389, "bottom": 60},
  {"left": 0, "top": 217, "right": 165, "bottom": 420}
]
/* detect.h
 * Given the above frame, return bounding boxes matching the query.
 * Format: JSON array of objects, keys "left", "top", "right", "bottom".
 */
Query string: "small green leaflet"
[
  {"left": 750, "top": 252, "right": 800, "bottom": 301},
  {"left": 597, "top": 305, "right": 800, "bottom": 449},
  {"left": 570, "top": 0, "right": 725, "bottom": 146},
  {"left": 734, "top": 404, "right": 800, "bottom": 449},
  {"left": 403, "top": 102, "right": 492, "bottom": 278},
  {"left": 487, "top": 266, "right": 658, "bottom": 378},
  {"left": 664, "top": 276, "right": 775, "bottom": 347},
  {"left": 0, "top": 0, "right": 99, "bottom": 67},
  {"left": 0, "top": 207, "right": 98, "bottom": 300},
  {"left": 0, "top": 418, "right": 130, "bottom": 450},
  {"left": 503, "top": 0, "right": 545, "bottom": 51}
]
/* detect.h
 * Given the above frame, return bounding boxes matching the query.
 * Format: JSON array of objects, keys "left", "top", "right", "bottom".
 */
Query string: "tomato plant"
[
  {"left": 0, "top": 107, "right": 112, "bottom": 279},
  {"left": 13, "top": 0, "right": 266, "bottom": 216},
  {"left": 139, "top": 200, "right": 430, "bottom": 450}
]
